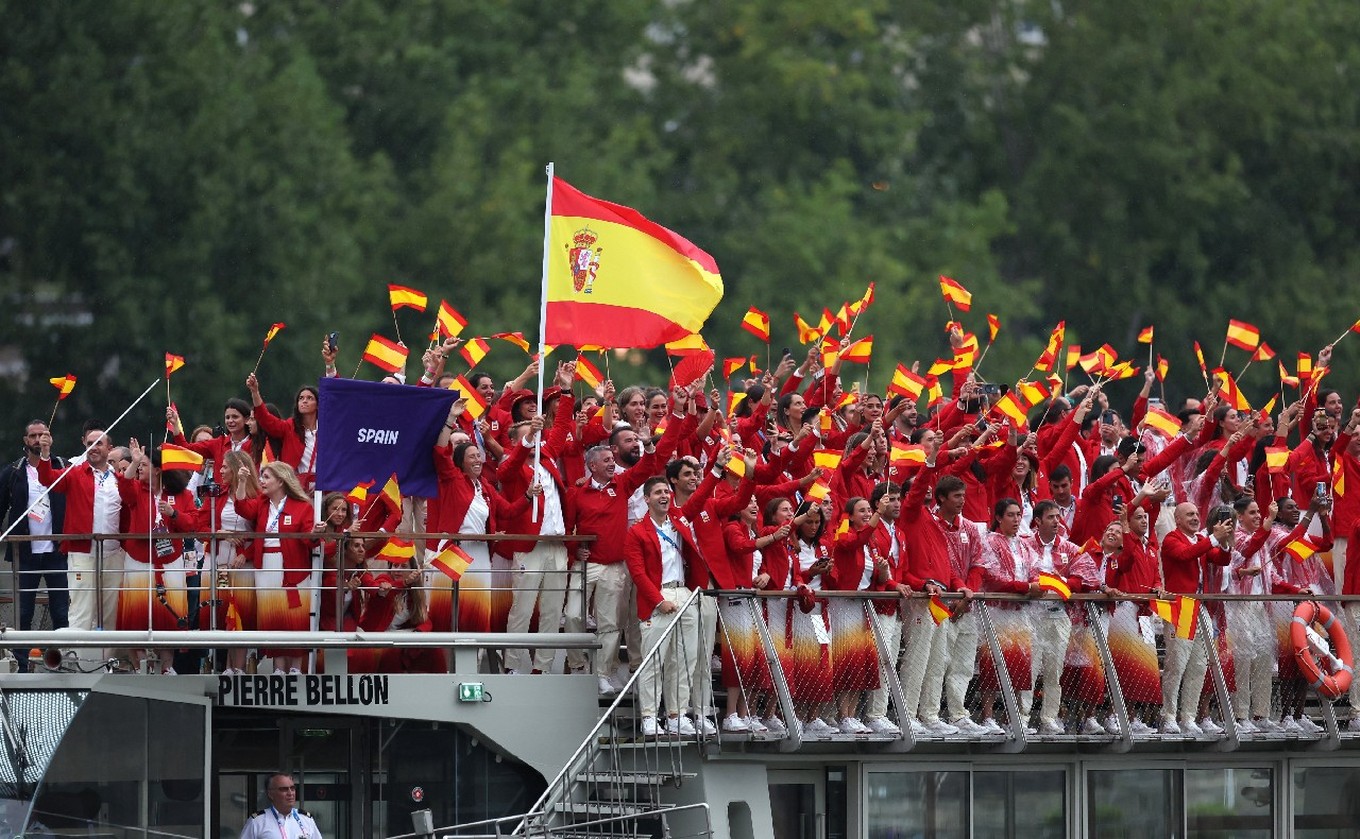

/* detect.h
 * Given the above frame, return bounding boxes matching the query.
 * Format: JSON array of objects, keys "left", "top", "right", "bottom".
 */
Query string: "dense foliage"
[{"left": 3, "top": 0, "right": 1358, "bottom": 445}]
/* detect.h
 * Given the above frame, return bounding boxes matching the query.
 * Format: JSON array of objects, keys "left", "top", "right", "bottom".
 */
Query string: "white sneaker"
[
  {"left": 1347, "top": 718, "right": 1360, "bottom": 733},
  {"left": 924, "top": 719, "right": 960, "bottom": 736},
  {"left": 1104, "top": 715, "right": 1121, "bottom": 735},
  {"left": 1039, "top": 718, "right": 1065, "bottom": 735},
  {"left": 805, "top": 718, "right": 837, "bottom": 736},
  {"left": 694, "top": 716, "right": 718, "bottom": 736},
  {"left": 1130, "top": 720, "right": 1155, "bottom": 736},
  {"left": 908, "top": 718, "right": 928, "bottom": 735},
  {"left": 1081, "top": 717, "right": 1107, "bottom": 735},
  {"left": 1254, "top": 717, "right": 1282, "bottom": 733},
  {"left": 598, "top": 676, "right": 619, "bottom": 696},
  {"left": 744, "top": 716, "right": 769, "bottom": 733},
  {"left": 665, "top": 715, "right": 697, "bottom": 736},
  {"left": 722, "top": 713, "right": 751, "bottom": 733},
  {"left": 762, "top": 716, "right": 788, "bottom": 735},
  {"left": 982, "top": 718, "right": 1005, "bottom": 735},
  {"left": 839, "top": 717, "right": 869, "bottom": 734},
  {"left": 1282, "top": 716, "right": 1303, "bottom": 734},
  {"left": 1159, "top": 718, "right": 1182, "bottom": 735},
  {"left": 1199, "top": 717, "right": 1224, "bottom": 736},
  {"left": 865, "top": 717, "right": 902, "bottom": 735},
  {"left": 953, "top": 716, "right": 988, "bottom": 736},
  {"left": 1182, "top": 719, "right": 1204, "bottom": 737},
  {"left": 641, "top": 716, "right": 661, "bottom": 736},
  {"left": 710, "top": 655, "right": 722, "bottom": 673},
  {"left": 1236, "top": 719, "right": 1258, "bottom": 735},
  {"left": 1298, "top": 716, "right": 1323, "bottom": 734}
]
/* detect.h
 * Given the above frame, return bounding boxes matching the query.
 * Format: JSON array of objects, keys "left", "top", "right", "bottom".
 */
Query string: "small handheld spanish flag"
[
  {"left": 430, "top": 540, "right": 475, "bottom": 581},
  {"left": 388, "top": 283, "right": 428, "bottom": 313},
  {"left": 160, "top": 443, "right": 205, "bottom": 471},
  {"left": 741, "top": 306, "right": 771, "bottom": 342},
  {"left": 376, "top": 537, "right": 416, "bottom": 563},
  {"left": 49, "top": 374, "right": 77, "bottom": 400},
  {"left": 1036, "top": 572, "right": 1072, "bottom": 601},
  {"left": 938, "top": 275, "right": 972, "bottom": 311},
  {"left": 928, "top": 594, "right": 952, "bottom": 625}
]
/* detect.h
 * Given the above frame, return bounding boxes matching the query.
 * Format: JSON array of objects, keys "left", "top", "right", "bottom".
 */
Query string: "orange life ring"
[{"left": 1291, "top": 601, "right": 1354, "bottom": 701}]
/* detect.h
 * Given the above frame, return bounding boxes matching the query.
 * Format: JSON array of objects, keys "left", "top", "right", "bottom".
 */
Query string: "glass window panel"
[
  {"left": 1293, "top": 766, "right": 1360, "bottom": 837},
  {"left": 866, "top": 770, "right": 967, "bottom": 839},
  {"left": 1186, "top": 767, "right": 1271, "bottom": 838},
  {"left": 975, "top": 770, "right": 1066, "bottom": 838},
  {"left": 148, "top": 701, "right": 205, "bottom": 838},
  {"left": 1088, "top": 767, "right": 1179, "bottom": 839},
  {"left": 769, "top": 783, "right": 817, "bottom": 839}
]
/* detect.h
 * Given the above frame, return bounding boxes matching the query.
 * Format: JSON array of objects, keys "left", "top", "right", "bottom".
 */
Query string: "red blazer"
[
  {"left": 431, "top": 444, "right": 530, "bottom": 543},
  {"left": 1161, "top": 528, "right": 1229, "bottom": 595},
  {"left": 253, "top": 403, "right": 317, "bottom": 481},
  {"left": 116, "top": 479, "right": 199, "bottom": 565},
  {"left": 678, "top": 468, "right": 753, "bottom": 590},
  {"left": 35, "top": 459, "right": 119, "bottom": 553},
  {"left": 624, "top": 512, "right": 705, "bottom": 619},
  {"left": 237, "top": 495, "right": 319, "bottom": 588}
]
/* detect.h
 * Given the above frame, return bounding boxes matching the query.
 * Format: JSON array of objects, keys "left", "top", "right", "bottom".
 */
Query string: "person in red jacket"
[
  {"left": 975, "top": 498, "right": 1039, "bottom": 734},
  {"left": 233, "top": 461, "right": 320, "bottom": 674},
  {"left": 166, "top": 398, "right": 254, "bottom": 486},
  {"left": 246, "top": 372, "right": 320, "bottom": 492},
  {"left": 623, "top": 477, "right": 706, "bottom": 737},
  {"left": 116, "top": 440, "right": 201, "bottom": 673},
  {"left": 860, "top": 481, "right": 907, "bottom": 735},
  {"left": 1107, "top": 503, "right": 1163, "bottom": 734},
  {"left": 1154, "top": 502, "right": 1233, "bottom": 735}
]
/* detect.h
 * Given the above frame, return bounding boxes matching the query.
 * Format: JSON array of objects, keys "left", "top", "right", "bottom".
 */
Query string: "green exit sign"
[{"left": 458, "top": 682, "right": 484, "bottom": 703}]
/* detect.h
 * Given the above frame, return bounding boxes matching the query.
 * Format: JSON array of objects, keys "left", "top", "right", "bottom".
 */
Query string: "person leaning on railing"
[
  {"left": 116, "top": 439, "right": 200, "bottom": 674},
  {"left": 233, "top": 461, "right": 318, "bottom": 675}
]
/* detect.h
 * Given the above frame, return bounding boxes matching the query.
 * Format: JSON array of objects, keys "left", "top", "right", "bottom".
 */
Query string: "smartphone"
[
  {"left": 781, "top": 346, "right": 792, "bottom": 360},
  {"left": 1111, "top": 494, "right": 1124, "bottom": 511},
  {"left": 1316, "top": 481, "right": 1328, "bottom": 498},
  {"left": 1102, "top": 409, "right": 1118, "bottom": 424},
  {"left": 1147, "top": 397, "right": 1163, "bottom": 408},
  {"left": 974, "top": 415, "right": 988, "bottom": 432},
  {"left": 327, "top": 331, "right": 338, "bottom": 352}
]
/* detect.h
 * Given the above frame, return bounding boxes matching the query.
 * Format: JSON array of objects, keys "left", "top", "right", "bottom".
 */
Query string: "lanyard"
[
  {"left": 653, "top": 520, "right": 682, "bottom": 553},
  {"left": 271, "top": 807, "right": 307, "bottom": 839},
  {"left": 267, "top": 500, "right": 285, "bottom": 533}
]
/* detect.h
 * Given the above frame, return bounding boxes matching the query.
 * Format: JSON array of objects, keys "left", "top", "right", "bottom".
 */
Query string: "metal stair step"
[
  {"left": 576, "top": 771, "right": 696, "bottom": 785},
  {"left": 544, "top": 832, "right": 650, "bottom": 839},
  {"left": 553, "top": 801, "right": 649, "bottom": 817}
]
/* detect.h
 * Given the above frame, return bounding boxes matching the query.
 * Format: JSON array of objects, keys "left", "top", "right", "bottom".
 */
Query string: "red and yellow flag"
[
  {"left": 741, "top": 307, "right": 771, "bottom": 342},
  {"left": 938, "top": 275, "right": 972, "bottom": 311},
  {"left": 377, "top": 537, "right": 416, "bottom": 563},
  {"left": 435, "top": 300, "right": 468, "bottom": 339},
  {"left": 1264, "top": 446, "right": 1289, "bottom": 473},
  {"left": 388, "top": 283, "right": 428, "bottom": 313},
  {"left": 165, "top": 352, "right": 186, "bottom": 377},
  {"left": 49, "top": 374, "right": 76, "bottom": 399},
  {"left": 1065, "top": 345, "right": 1082, "bottom": 371},
  {"left": 888, "top": 364, "right": 925, "bottom": 400},
  {"left": 1143, "top": 407, "right": 1183, "bottom": 440},
  {"left": 263, "top": 322, "right": 285, "bottom": 346},
  {"left": 986, "top": 313, "right": 1001, "bottom": 343},
  {"left": 346, "top": 479, "right": 376, "bottom": 506},
  {"left": 723, "top": 357, "right": 748, "bottom": 379},
  {"left": 890, "top": 441, "right": 927, "bottom": 465},
  {"left": 575, "top": 355, "right": 604, "bottom": 389},
  {"left": 545, "top": 177, "right": 722, "bottom": 348},
  {"left": 812, "top": 449, "right": 843, "bottom": 470},
  {"left": 160, "top": 443, "right": 205, "bottom": 471},
  {"left": 1278, "top": 361, "right": 1299, "bottom": 389},
  {"left": 928, "top": 594, "right": 952, "bottom": 625},
  {"left": 1152, "top": 596, "right": 1199, "bottom": 639},
  {"left": 460, "top": 337, "right": 491, "bottom": 368},
  {"left": 1225, "top": 319, "right": 1261, "bottom": 351},
  {"left": 1156, "top": 355, "right": 1169, "bottom": 382},
  {"left": 992, "top": 393, "right": 1029, "bottom": 429},
  {"left": 1036, "top": 572, "right": 1072, "bottom": 600},
  {"left": 1137, "top": 325, "right": 1154, "bottom": 344},
  {"left": 380, "top": 473, "right": 402, "bottom": 508},
  {"left": 431, "top": 541, "right": 475, "bottom": 581},
  {"left": 839, "top": 335, "right": 873, "bottom": 364},
  {"left": 490, "top": 331, "right": 531, "bottom": 353},
  {"left": 793, "top": 312, "right": 821, "bottom": 344},
  {"left": 362, "top": 335, "right": 407, "bottom": 373},
  {"left": 1251, "top": 341, "right": 1275, "bottom": 362},
  {"left": 1283, "top": 536, "right": 1319, "bottom": 563},
  {"left": 449, "top": 375, "right": 487, "bottom": 420}
]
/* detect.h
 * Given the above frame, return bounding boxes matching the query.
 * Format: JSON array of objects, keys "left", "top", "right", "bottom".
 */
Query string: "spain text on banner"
[{"left": 544, "top": 176, "right": 723, "bottom": 348}]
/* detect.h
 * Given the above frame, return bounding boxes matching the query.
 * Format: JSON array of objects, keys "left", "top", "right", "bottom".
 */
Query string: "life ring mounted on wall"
[{"left": 1291, "top": 601, "right": 1354, "bottom": 701}]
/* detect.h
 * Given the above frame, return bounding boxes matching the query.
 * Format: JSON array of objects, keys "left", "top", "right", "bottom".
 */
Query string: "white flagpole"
[{"left": 531, "top": 162, "right": 555, "bottom": 523}]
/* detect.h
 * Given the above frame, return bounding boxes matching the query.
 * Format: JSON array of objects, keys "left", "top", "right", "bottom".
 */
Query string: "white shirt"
[
  {"left": 653, "top": 518, "right": 685, "bottom": 586},
  {"left": 91, "top": 465, "right": 121, "bottom": 552},
  {"left": 1033, "top": 535, "right": 1058, "bottom": 575},
  {"left": 24, "top": 464, "right": 54, "bottom": 553},
  {"left": 264, "top": 499, "right": 286, "bottom": 551},
  {"left": 617, "top": 464, "right": 647, "bottom": 525},
  {"left": 240, "top": 806, "right": 322, "bottom": 839},
  {"left": 797, "top": 542, "right": 823, "bottom": 592},
  {"left": 532, "top": 462, "right": 564, "bottom": 536}
]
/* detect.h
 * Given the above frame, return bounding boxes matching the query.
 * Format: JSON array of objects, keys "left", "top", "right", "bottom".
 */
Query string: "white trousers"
[
  {"left": 637, "top": 587, "right": 699, "bottom": 719},
  {"left": 898, "top": 601, "right": 946, "bottom": 721},
  {"left": 688, "top": 592, "right": 718, "bottom": 716},
  {"left": 564, "top": 560, "right": 627, "bottom": 675},
  {"left": 866, "top": 609, "right": 903, "bottom": 720},
  {"left": 925, "top": 610, "right": 977, "bottom": 723},
  {"left": 1031, "top": 605, "right": 1072, "bottom": 723},
  {"left": 505, "top": 542, "right": 568, "bottom": 673},
  {"left": 1162, "top": 626, "right": 1207, "bottom": 723},
  {"left": 67, "top": 548, "right": 123, "bottom": 631},
  {"left": 1228, "top": 600, "right": 1273, "bottom": 721}
]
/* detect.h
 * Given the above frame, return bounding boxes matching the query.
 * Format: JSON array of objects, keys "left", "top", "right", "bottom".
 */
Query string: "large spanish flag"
[{"left": 545, "top": 176, "right": 723, "bottom": 348}]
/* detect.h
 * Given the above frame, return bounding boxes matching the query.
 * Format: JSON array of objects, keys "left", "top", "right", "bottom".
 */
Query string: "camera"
[{"left": 978, "top": 383, "right": 1003, "bottom": 396}]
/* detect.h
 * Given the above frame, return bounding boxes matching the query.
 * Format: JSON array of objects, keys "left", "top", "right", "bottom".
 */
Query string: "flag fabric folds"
[
  {"left": 1152, "top": 596, "right": 1200, "bottom": 639},
  {"left": 1036, "top": 572, "right": 1072, "bottom": 600},
  {"left": 741, "top": 307, "right": 771, "bottom": 342},
  {"left": 1137, "top": 326, "right": 1154, "bottom": 344},
  {"left": 317, "top": 377, "right": 457, "bottom": 498},
  {"left": 430, "top": 540, "right": 475, "bottom": 581},
  {"left": 436, "top": 301, "right": 468, "bottom": 338},
  {"left": 264, "top": 323, "right": 285, "bottom": 345},
  {"left": 377, "top": 537, "right": 416, "bottom": 562},
  {"left": 1143, "top": 407, "right": 1183, "bottom": 439},
  {"left": 160, "top": 443, "right": 205, "bottom": 471},
  {"left": 165, "top": 353, "right": 186, "bottom": 377},
  {"left": 1226, "top": 319, "right": 1261, "bottom": 351},
  {"left": 362, "top": 335, "right": 408, "bottom": 373},
  {"left": 49, "top": 374, "right": 76, "bottom": 399},
  {"left": 388, "top": 284, "right": 428, "bottom": 312},
  {"left": 938, "top": 276, "right": 972, "bottom": 311},
  {"left": 545, "top": 176, "right": 723, "bottom": 348},
  {"left": 460, "top": 337, "right": 491, "bottom": 368}
]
